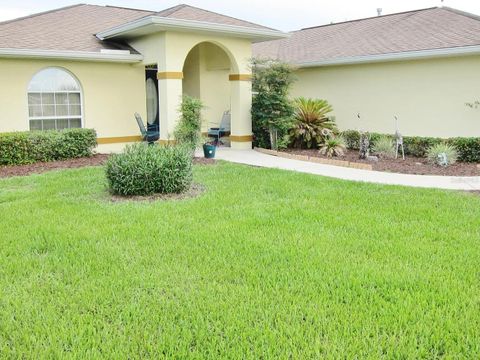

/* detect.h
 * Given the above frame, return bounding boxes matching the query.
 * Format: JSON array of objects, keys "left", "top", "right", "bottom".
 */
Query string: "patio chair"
[
  {"left": 135, "top": 113, "right": 159, "bottom": 144},
  {"left": 208, "top": 111, "right": 231, "bottom": 145}
]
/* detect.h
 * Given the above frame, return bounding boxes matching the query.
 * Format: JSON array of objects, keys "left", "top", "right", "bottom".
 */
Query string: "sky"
[{"left": 1, "top": 0, "right": 480, "bottom": 31}]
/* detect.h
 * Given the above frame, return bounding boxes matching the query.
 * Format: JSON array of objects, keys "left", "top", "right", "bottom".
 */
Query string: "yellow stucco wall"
[
  {"left": 130, "top": 31, "right": 253, "bottom": 148},
  {"left": 292, "top": 56, "right": 480, "bottom": 137},
  {"left": 0, "top": 58, "right": 146, "bottom": 141},
  {"left": 183, "top": 42, "right": 231, "bottom": 131}
]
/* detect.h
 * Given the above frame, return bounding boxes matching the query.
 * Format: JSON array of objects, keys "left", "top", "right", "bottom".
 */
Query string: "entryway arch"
[{"left": 182, "top": 42, "right": 236, "bottom": 141}]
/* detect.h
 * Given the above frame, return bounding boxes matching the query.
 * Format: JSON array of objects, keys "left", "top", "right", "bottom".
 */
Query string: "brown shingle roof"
[
  {"left": 0, "top": 3, "right": 274, "bottom": 53},
  {"left": 253, "top": 7, "right": 480, "bottom": 64},
  {"left": 155, "top": 4, "right": 274, "bottom": 30},
  {"left": 0, "top": 4, "right": 153, "bottom": 52}
]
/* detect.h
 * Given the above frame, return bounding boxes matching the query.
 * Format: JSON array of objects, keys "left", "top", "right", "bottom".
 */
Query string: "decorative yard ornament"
[
  {"left": 437, "top": 152, "right": 449, "bottom": 167},
  {"left": 394, "top": 115, "right": 405, "bottom": 160},
  {"left": 357, "top": 113, "right": 370, "bottom": 159}
]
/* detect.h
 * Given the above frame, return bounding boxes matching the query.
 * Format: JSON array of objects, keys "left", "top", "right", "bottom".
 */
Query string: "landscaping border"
[{"left": 254, "top": 148, "right": 373, "bottom": 170}]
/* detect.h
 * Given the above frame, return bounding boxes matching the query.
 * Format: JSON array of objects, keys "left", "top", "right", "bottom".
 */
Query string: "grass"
[{"left": 0, "top": 162, "right": 479, "bottom": 358}]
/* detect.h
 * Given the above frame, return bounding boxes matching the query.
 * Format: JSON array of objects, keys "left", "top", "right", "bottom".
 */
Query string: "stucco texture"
[
  {"left": 0, "top": 58, "right": 146, "bottom": 140},
  {"left": 291, "top": 56, "right": 480, "bottom": 138},
  {"left": 130, "top": 31, "right": 253, "bottom": 149}
]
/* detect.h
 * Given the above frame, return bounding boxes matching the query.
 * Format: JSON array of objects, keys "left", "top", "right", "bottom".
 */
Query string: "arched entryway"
[{"left": 182, "top": 42, "right": 235, "bottom": 145}]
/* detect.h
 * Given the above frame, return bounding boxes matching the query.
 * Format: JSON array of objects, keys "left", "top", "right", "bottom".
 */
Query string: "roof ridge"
[
  {"left": 157, "top": 3, "right": 276, "bottom": 31},
  {"left": 299, "top": 6, "right": 439, "bottom": 31},
  {"left": 0, "top": 3, "right": 86, "bottom": 26},
  {"left": 155, "top": 4, "right": 189, "bottom": 17},
  {"left": 103, "top": 4, "right": 155, "bottom": 13},
  {"left": 441, "top": 6, "right": 480, "bottom": 22}
]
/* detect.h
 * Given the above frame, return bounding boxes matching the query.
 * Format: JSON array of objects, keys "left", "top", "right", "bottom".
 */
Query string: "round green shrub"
[{"left": 105, "top": 144, "right": 193, "bottom": 196}]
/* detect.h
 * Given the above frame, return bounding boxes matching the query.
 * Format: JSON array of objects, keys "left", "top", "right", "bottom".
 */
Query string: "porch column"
[
  {"left": 229, "top": 74, "right": 253, "bottom": 149},
  {"left": 157, "top": 71, "right": 183, "bottom": 144}
]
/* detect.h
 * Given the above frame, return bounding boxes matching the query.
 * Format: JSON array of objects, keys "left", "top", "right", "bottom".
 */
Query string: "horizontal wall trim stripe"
[
  {"left": 97, "top": 136, "right": 142, "bottom": 144},
  {"left": 157, "top": 71, "right": 184, "bottom": 80},
  {"left": 229, "top": 74, "right": 252, "bottom": 81},
  {"left": 158, "top": 139, "right": 177, "bottom": 145},
  {"left": 230, "top": 135, "right": 253, "bottom": 142}
]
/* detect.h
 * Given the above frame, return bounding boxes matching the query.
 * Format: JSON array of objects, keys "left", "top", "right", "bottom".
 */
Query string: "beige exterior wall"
[
  {"left": 0, "top": 58, "right": 146, "bottom": 149},
  {"left": 130, "top": 31, "right": 253, "bottom": 149},
  {"left": 183, "top": 43, "right": 231, "bottom": 131},
  {"left": 292, "top": 56, "right": 480, "bottom": 138}
]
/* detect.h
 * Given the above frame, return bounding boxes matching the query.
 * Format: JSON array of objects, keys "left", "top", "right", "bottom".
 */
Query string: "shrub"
[
  {"left": 251, "top": 58, "right": 296, "bottom": 150},
  {"left": 340, "top": 130, "right": 480, "bottom": 163},
  {"left": 319, "top": 136, "right": 346, "bottom": 157},
  {"left": 426, "top": 143, "right": 458, "bottom": 167},
  {"left": 403, "top": 137, "right": 443, "bottom": 158},
  {"left": 342, "top": 130, "right": 361, "bottom": 150},
  {"left": 0, "top": 128, "right": 97, "bottom": 166},
  {"left": 448, "top": 138, "right": 480, "bottom": 163},
  {"left": 105, "top": 144, "right": 193, "bottom": 196},
  {"left": 372, "top": 136, "right": 395, "bottom": 158},
  {"left": 174, "top": 96, "right": 203, "bottom": 150},
  {"left": 289, "top": 97, "right": 336, "bottom": 149}
]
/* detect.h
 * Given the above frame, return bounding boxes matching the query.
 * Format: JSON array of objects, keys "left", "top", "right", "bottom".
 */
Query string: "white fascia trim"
[
  {"left": 96, "top": 16, "right": 288, "bottom": 41},
  {"left": 0, "top": 48, "right": 143, "bottom": 63},
  {"left": 298, "top": 45, "right": 480, "bottom": 68}
]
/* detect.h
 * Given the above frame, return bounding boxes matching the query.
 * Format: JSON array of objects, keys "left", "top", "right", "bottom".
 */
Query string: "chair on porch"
[
  {"left": 135, "top": 113, "right": 159, "bottom": 145},
  {"left": 208, "top": 111, "right": 231, "bottom": 146}
]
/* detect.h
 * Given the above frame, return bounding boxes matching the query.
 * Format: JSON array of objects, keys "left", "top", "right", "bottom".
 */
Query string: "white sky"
[{"left": 0, "top": 0, "right": 479, "bottom": 31}]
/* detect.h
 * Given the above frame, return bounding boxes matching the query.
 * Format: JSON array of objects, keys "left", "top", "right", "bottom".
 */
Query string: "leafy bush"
[
  {"left": 174, "top": 96, "right": 203, "bottom": 150},
  {"left": 319, "top": 136, "right": 346, "bottom": 157},
  {"left": 251, "top": 58, "right": 296, "bottom": 150},
  {"left": 341, "top": 130, "right": 480, "bottom": 163},
  {"left": 403, "top": 137, "right": 443, "bottom": 158},
  {"left": 342, "top": 130, "right": 361, "bottom": 150},
  {"left": 426, "top": 143, "right": 458, "bottom": 167},
  {"left": 372, "top": 136, "right": 395, "bottom": 158},
  {"left": 289, "top": 97, "right": 336, "bottom": 149},
  {"left": 105, "top": 144, "right": 193, "bottom": 196},
  {"left": 448, "top": 138, "right": 480, "bottom": 163},
  {"left": 0, "top": 128, "right": 97, "bottom": 165}
]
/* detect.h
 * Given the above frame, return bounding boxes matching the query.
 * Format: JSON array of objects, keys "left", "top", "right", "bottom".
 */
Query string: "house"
[
  {"left": 0, "top": 4, "right": 285, "bottom": 151},
  {"left": 254, "top": 7, "right": 480, "bottom": 138},
  {"left": 0, "top": 5, "right": 479, "bottom": 153}
]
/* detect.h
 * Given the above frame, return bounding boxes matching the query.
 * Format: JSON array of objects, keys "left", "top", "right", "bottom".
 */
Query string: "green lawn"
[{"left": 1, "top": 162, "right": 479, "bottom": 358}]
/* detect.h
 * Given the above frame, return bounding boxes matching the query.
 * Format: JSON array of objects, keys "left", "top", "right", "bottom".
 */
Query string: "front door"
[{"left": 145, "top": 68, "right": 160, "bottom": 134}]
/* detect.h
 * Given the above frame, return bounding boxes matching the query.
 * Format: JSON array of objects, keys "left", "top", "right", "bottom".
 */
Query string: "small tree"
[
  {"left": 174, "top": 95, "right": 204, "bottom": 150},
  {"left": 251, "top": 58, "right": 296, "bottom": 150}
]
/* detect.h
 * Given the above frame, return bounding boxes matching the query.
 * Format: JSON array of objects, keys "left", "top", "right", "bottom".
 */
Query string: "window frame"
[{"left": 27, "top": 67, "right": 84, "bottom": 131}]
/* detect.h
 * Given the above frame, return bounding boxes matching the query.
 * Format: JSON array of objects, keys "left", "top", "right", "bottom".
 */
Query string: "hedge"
[
  {"left": 341, "top": 130, "right": 480, "bottom": 163},
  {"left": 0, "top": 129, "right": 97, "bottom": 166}
]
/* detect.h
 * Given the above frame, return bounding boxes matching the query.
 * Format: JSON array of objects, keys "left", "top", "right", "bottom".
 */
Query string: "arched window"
[{"left": 27, "top": 68, "right": 82, "bottom": 130}]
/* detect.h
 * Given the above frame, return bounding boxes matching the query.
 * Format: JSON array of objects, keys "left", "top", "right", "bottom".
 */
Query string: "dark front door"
[{"left": 145, "top": 69, "right": 160, "bottom": 134}]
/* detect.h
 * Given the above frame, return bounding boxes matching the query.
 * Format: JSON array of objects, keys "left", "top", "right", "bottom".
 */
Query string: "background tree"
[{"left": 251, "top": 58, "right": 296, "bottom": 150}]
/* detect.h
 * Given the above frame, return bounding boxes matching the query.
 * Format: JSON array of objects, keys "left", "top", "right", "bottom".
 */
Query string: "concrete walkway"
[{"left": 209, "top": 148, "right": 480, "bottom": 191}]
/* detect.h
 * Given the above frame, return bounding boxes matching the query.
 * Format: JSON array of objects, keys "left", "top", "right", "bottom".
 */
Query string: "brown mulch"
[
  {"left": 0, "top": 155, "right": 216, "bottom": 179},
  {"left": 283, "top": 149, "right": 480, "bottom": 176},
  {"left": 0, "top": 154, "right": 110, "bottom": 179},
  {"left": 109, "top": 183, "right": 206, "bottom": 203},
  {"left": 193, "top": 157, "right": 216, "bottom": 166}
]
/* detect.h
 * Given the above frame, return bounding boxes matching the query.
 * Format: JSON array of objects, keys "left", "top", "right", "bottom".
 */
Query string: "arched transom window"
[{"left": 28, "top": 68, "right": 82, "bottom": 130}]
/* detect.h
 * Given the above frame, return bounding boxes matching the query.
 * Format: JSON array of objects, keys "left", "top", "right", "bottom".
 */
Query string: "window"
[{"left": 28, "top": 68, "right": 82, "bottom": 130}]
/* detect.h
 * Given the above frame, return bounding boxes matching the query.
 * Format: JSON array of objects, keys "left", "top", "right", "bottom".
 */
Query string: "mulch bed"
[
  {"left": 0, "top": 154, "right": 110, "bottom": 179},
  {"left": 283, "top": 149, "right": 480, "bottom": 176},
  {"left": 0, "top": 155, "right": 216, "bottom": 179}
]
